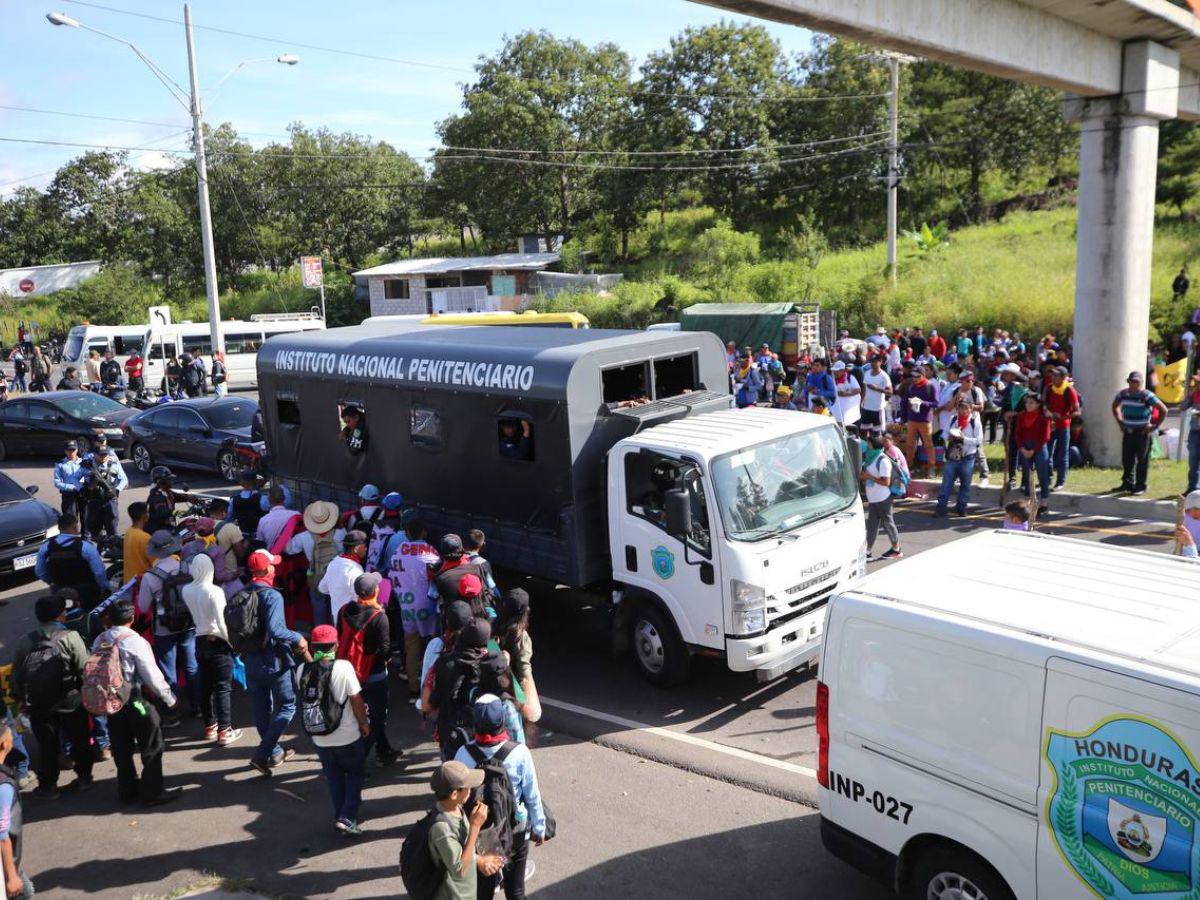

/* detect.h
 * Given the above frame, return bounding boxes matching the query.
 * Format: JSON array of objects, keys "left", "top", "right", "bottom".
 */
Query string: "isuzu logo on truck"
[{"left": 1046, "top": 717, "right": 1200, "bottom": 898}]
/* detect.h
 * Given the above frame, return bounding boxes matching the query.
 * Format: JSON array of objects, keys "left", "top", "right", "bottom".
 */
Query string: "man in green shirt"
[
  {"left": 427, "top": 760, "right": 502, "bottom": 899},
  {"left": 10, "top": 594, "right": 93, "bottom": 798}
]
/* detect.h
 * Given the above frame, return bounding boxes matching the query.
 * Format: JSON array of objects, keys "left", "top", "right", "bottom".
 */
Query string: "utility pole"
[
  {"left": 886, "top": 56, "right": 900, "bottom": 286},
  {"left": 183, "top": 3, "right": 223, "bottom": 356}
]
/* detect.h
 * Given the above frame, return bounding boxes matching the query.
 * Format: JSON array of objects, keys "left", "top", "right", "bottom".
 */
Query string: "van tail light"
[{"left": 816, "top": 679, "right": 830, "bottom": 788}]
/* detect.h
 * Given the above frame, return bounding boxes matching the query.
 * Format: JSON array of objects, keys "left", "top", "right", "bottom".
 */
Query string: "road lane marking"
[
  {"left": 541, "top": 696, "right": 818, "bottom": 780},
  {"left": 900, "top": 503, "right": 1172, "bottom": 540}
]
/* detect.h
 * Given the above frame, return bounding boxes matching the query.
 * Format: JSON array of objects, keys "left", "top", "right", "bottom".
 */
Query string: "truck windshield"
[{"left": 711, "top": 425, "right": 857, "bottom": 541}]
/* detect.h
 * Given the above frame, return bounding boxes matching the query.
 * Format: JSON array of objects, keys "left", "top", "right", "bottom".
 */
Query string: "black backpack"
[
  {"left": 231, "top": 492, "right": 265, "bottom": 535},
  {"left": 152, "top": 565, "right": 194, "bottom": 634},
  {"left": 466, "top": 741, "right": 519, "bottom": 858},
  {"left": 225, "top": 585, "right": 265, "bottom": 654},
  {"left": 21, "top": 630, "right": 77, "bottom": 710},
  {"left": 147, "top": 488, "right": 174, "bottom": 531},
  {"left": 298, "top": 660, "right": 343, "bottom": 736},
  {"left": 434, "top": 651, "right": 485, "bottom": 759},
  {"left": 399, "top": 808, "right": 450, "bottom": 900}
]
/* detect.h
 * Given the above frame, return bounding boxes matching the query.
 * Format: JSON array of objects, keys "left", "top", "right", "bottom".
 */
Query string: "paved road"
[{"left": 0, "top": 444, "right": 1173, "bottom": 898}]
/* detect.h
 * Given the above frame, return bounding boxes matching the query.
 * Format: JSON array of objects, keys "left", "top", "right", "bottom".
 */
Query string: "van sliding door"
[{"left": 1036, "top": 658, "right": 1200, "bottom": 899}]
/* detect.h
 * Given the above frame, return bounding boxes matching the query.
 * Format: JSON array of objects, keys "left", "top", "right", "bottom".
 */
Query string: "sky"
[{"left": 0, "top": 0, "right": 814, "bottom": 196}]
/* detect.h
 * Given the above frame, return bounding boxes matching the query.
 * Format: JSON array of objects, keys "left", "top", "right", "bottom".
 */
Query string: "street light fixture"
[{"left": 45, "top": 5, "right": 299, "bottom": 356}]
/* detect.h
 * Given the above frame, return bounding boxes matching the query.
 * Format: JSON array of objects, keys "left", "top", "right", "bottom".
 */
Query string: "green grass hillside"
[{"left": 543, "top": 207, "right": 1200, "bottom": 339}]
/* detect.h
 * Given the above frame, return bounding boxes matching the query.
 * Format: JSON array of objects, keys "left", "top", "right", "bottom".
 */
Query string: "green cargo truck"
[{"left": 678, "top": 302, "right": 832, "bottom": 365}]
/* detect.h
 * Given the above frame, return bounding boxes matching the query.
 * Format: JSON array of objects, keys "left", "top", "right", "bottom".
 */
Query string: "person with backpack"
[
  {"left": 80, "top": 440, "right": 127, "bottom": 542},
  {"left": 294, "top": 624, "right": 369, "bottom": 836},
  {"left": 52, "top": 440, "right": 85, "bottom": 518},
  {"left": 286, "top": 501, "right": 343, "bottom": 627},
  {"left": 9, "top": 594, "right": 93, "bottom": 799},
  {"left": 418, "top": 601, "right": 474, "bottom": 716},
  {"left": 426, "top": 617, "right": 495, "bottom": 761},
  {"left": 462, "top": 530, "right": 499, "bottom": 601},
  {"left": 343, "top": 484, "right": 384, "bottom": 539},
  {"left": 28, "top": 346, "right": 51, "bottom": 393},
  {"left": 10, "top": 350, "right": 26, "bottom": 393},
  {"left": 210, "top": 351, "right": 227, "bottom": 398},
  {"left": 136, "top": 531, "right": 198, "bottom": 725},
  {"left": 34, "top": 513, "right": 108, "bottom": 611},
  {"left": 146, "top": 466, "right": 199, "bottom": 534},
  {"left": 362, "top": 492, "right": 403, "bottom": 575},
  {"left": 180, "top": 352, "right": 203, "bottom": 398},
  {"left": 319, "top": 531, "right": 368, "bottom": 626},
  {"left": 88, "top": 599, "right": 181, "bottom": 806},
  {"left": 935, "top": 397, "right": 985, "bottom": 518},
  {"left": 495, "top": 589, "right": 541, "bottom": 725},
  {"left": 238, "top": 549, "right": 307, "bottom": 778},
  {"left": 181, "top": 554, "right": 241, "bottom": 747},
  {"left": 97, "top": 350, "right": 121, "bottom": 396},
  {"left": 401, "top": 761, "right": 495, "bottom": 900},
  {"left": 389, "top": 518, "right": 441, "bottom": 695},
  {"left": 0, "top": 721, "right": 33, "bottom": 898},
  {"left": 862, "top": 434, "right": 903, "bottom": 561},
  {"left": 432, "top": 535, "right": 493, "bottom": 616},
  {"left": 231, "top": 470, "right": 267, "bottom": 537},
  {"left": 335, "top": 572, "right": 398, "bottom": 766},
  {"left": 454, "top": 694, "right": 547, "bottom": 899}
]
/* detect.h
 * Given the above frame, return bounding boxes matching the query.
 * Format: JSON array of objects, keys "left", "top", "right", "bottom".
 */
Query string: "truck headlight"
[{"left": 731, "top": 579, "right": 767, "bottom": 636}]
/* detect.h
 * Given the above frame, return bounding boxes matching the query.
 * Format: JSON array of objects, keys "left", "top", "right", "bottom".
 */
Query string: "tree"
[{"left": 57, "top": 266, "right": 163, "bottom": 325}]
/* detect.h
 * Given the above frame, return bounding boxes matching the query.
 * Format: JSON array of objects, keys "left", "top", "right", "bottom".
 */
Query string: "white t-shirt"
[
  {"left": 864, "top": 454, "right": 893, "bottom": 505},
  {"left": 834, "top": 375, "right": 861, "bottom": 426},
  {"left": 861, "top": 370, "right": 891, "bottom": 413},
  {"left": 295, "top": 658, "right": 361, "bottom": 748},
  {"left": 935, "top": 380, "right": 960, "bottom": 434}
]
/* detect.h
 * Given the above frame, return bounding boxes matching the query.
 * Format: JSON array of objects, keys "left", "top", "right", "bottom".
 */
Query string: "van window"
[
  {"left": 277, "top": 398, "right": 301, "bottom": 426},
  {"left": 340, "top": 404, "right": 367, "bottom": 454},
  {"left": 225, "top": 330, "right": 263, "bottom": 354},
  {"left": 602, "top": 362, "right": 650, "bottom": 405},
  {"left": 654, "top": 354, "right": 698, "bottom": 398},
  {"left": 65, "top": 331, "right": 84, "bottom": 362},
  {"left": 410, "top": 406, "right": 442, "bottom": 448},
  {"left": 148, "top": 337, "right": 174, "bottom": 361},
  {"left": 184, "top": 338, "right": 212, "bottom": 358},
  {"left": 497, "top": 417, "right": 534, "bottom": 461},
  {"left": 113, "top": 332, "right": 145, "bottom": 356},
  {"left": 86, "top": 339, "right": 109, "bottom": 356}
]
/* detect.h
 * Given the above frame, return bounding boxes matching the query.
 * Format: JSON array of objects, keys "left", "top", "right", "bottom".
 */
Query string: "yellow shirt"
[{"left": 123, "top": 526, "right": 153, "bottom": 583}]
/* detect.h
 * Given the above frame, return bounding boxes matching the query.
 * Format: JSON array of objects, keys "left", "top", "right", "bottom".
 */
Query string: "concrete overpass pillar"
[{"left": 1066, "top": 42, "right": 1179, "bottom": 468}]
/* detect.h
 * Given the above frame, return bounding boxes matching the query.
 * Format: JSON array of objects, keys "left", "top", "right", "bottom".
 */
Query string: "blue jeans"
[
  {"left": 314, "top": 737, "right": 367, "bottom": 824},
  {"left": 361, "top": 676, "right": 394, "bottom": 758},
  {"left": 5, "top": 712, "right": 28, "bottom": 780},
  {"left": 92, "top": 714, "right": 109, "bottom": 750},
  {"left": 937, "top": 456, "right": 976, "bottom": 513},
  {"left": 310, "top": 589, "right": 332, "bottom": 628},
  {"left": 1020, "top": 447, "right": 1052, "bottom": 500},
  {"left": 1049, "top": 427, "right": 1070, "bottom": 487},
  {"left": 246, "top": 666, "right": 296, "bottom": 762},
  {"left": 154, "top": 630, "right": 201, "bottom": 713},
  {"left": 1188, "top": 429, "right": 1200, "bottom": 494}
]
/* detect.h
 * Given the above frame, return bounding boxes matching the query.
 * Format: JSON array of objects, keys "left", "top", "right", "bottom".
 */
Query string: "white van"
[
  {"left": 62, "top": 310, "right": 324, "bottom": 391},
  {"left": 817, "top": 530, "right": 1200, "bottom": 900}
]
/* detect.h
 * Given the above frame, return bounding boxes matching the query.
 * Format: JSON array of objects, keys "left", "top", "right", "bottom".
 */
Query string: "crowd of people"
[
  {"left": 1, "top": 465, "right": 551, "bottom": 898},
  {"left": 1, "top": 345, "right": 228, "bottom": 402}
]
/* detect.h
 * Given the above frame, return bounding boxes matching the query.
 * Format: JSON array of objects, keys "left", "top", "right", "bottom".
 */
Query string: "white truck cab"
[
  {"left": 609, "top": 408, "right": 866, "bottom": 685},
  {"left": 817, "top": 530, "right": 1200, "bottom": 900}
]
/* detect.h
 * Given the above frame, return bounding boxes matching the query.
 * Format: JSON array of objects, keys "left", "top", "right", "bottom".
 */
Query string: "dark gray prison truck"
[{"left": 257, "top": 324, "right": 864, "bottom": 684}]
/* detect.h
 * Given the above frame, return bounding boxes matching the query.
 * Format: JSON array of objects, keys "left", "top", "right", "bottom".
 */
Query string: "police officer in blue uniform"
[{"left": 52, "top": 440, "right": 86, "bottom": 517}]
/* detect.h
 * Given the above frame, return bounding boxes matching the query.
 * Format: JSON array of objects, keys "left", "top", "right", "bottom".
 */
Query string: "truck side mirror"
[{"left": 664, "top": 488, "right": 691, "bottom": 539}]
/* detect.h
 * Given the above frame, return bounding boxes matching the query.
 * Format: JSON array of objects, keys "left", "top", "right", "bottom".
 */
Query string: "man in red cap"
[
  {"left": 295, "top": 624, "right": 369, "bottom": 836},
  {"left": 242, "top": 549, "right": 308, "bottom": 777}
]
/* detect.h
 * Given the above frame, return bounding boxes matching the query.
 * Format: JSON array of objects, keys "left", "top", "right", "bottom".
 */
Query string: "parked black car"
[
  {"left": 0, "top": 473, "right": 58, "bottom": 578},
  {"left": 122, "top": 396, "right": 260, "bottom": 481},
  {"left": 0, "top": 390, "right": 135, "bottom": 461}
]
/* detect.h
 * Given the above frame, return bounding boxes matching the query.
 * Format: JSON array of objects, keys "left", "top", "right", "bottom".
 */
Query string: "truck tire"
[
  {"left": 904, "top": 845, "right": 1015, "bottom": 900},
  {"left": 631, "top": 603, "right": 690, "bottom": 686}
]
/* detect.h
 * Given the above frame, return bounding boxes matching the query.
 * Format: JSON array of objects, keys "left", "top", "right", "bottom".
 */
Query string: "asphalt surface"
[{"left": 0, "top": 435, "right": 1174, "bottom": 898}]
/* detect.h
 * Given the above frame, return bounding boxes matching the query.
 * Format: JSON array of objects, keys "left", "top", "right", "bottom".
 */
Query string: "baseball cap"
[
  {"left": 93, "top": 441, "right": 110, "bottom": 455},
  {"left": 311, "top": 624, "right": 338, "bottom": 646},
  {"left": 831, "top": 360, "right": 846, "bottom": 371},
  {"left": 440, "top": 533, "right": 464, "bottom": 558},
  {"left": 354, "top": 571, "right": 382, "bottom": 598},
  {"left": 64, "top": 440, "right": 78, "bottom": 451},
  {"left": 1127, "top": 370, "right": 1144, "bottom": 382},
  {"left": 239, "top": 469, "right": 259, "bottom": 485},
  {"left": 457, "top": 573, "right": 483, "bottom": 599},
  {"left": 443, "top": 600, "right": 473, "bottom": 631},
  {"left": 343, "top": 529, "right": 368, "bottom": 551},
  {"left": 431, "top": 760, "right": 485, "bottom": 796},
  {"left": 459, "top": 617, "right": 491, "bottom": 650},
  {"left": 35, "top": 593, "right": 75, "bottom": 622},
  {"left": 247, "top": 549, "right": 282, "bottom": 573},
  {"left": 472, "top": 693, "right": 506, "bottom": 736},
  {"left": 501, "top": 588, "right": 530, "bottom": 621},
  {"left": 382, "top": 491, "right": 403, "bottom": 511},
  {"left": 358, "top": 484, "right": 381, "bottom": 502}
]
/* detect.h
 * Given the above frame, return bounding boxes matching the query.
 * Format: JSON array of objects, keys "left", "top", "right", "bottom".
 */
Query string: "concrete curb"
[{"left": 908, "top": 478, "right": 1177, "bottom": 523}]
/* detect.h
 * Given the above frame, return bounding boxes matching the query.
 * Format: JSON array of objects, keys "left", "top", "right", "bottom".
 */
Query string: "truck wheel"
[
  {"left": 632, "top": 604, "right": 690, "bottom": 686},
  {"left": 905, "top": 845, "right": 1015, "bottom": 900}
]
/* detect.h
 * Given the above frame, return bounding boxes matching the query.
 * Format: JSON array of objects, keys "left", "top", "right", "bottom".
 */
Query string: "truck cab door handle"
[{"left": 625, "top": 545, "right": 637, "bottom": 572}]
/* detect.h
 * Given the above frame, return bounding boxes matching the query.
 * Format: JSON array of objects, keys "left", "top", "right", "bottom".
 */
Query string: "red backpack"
[{"left": 337, "top": 607, "right": 382, "bottom": 682}]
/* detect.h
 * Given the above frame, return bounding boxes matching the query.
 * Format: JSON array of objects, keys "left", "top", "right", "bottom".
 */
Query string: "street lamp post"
[{"left": 46, "top": 6, "right": 298, "bottom": 357}]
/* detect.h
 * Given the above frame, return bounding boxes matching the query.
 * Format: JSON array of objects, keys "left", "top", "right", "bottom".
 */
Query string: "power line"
[
  {"left": 0, "top": 104, "right": 185, "bottom": 129},
  {"left": 436, "top": 131, "right": 890, "bottom": 156}
]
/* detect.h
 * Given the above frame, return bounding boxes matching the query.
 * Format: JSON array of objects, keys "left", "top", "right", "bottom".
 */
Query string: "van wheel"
[
  {"left": 130, "top": 443, "right": 153, "bottom": 474},
  {"left": 218, "top": 449, "right": 239, "bottom": 482},
  {"left": 631, "top": 604, "right": 690, "bottom": 687},
  {"left": 905, "top": 846, "right": 1015, "bottom": 900}
]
